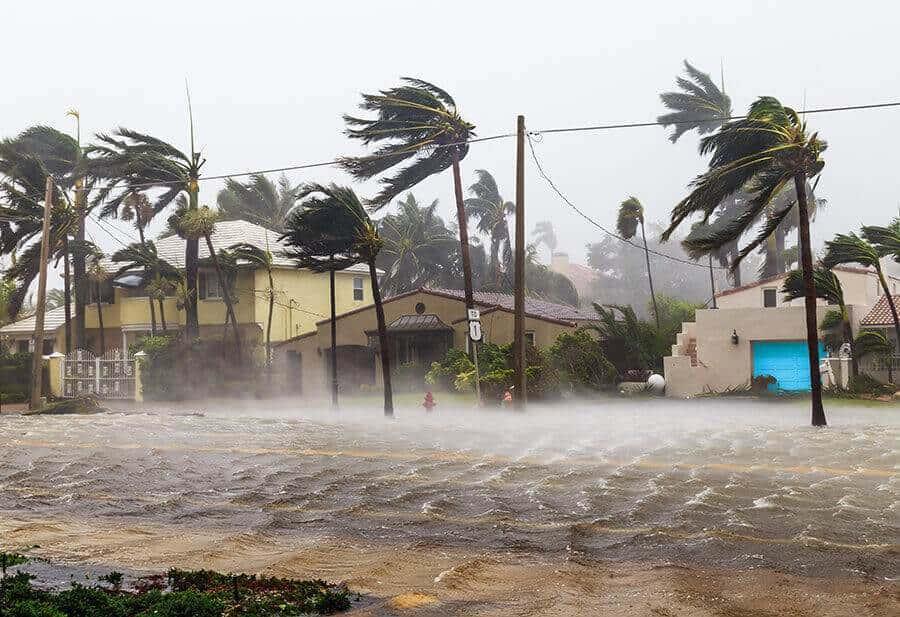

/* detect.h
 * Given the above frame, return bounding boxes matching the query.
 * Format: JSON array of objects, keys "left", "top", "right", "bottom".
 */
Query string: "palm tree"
[
  {"left": 659, "top": 61, "right": 750, "bottom": 287},
  {"left": 376, "top": 194, "right": 458, "bottom": 295},
  {"left": 661, "top": 97, "right": 828, "bottom": 427},
  {"left": 862, "top": 217, "right": 900, "bottom": 262},
  {"left": 109, "top": 240, "right": 179, "bottom": 335},
  {"left": 464, "top": 170, "right": 514, "bottom": 286},
  {"left": 281, "top": 183, "right": 394, "bottom": 414},
  {"left": 87, "top": 250, "right": 110, "bottom": 353},
  {"left": 782, "top": 265, "right": 858, "bottom": 377},
  {"left": 172, "top": 206, "right": 242, "bottom": 356},
  {"left": 216, "top": 173, "right": 298, "bottom": 231},
  {"left": 823, "top": 232, "right": 900, "bottom": 351},
  {"left": 618, "top": 197, "right": 660, "bottom": 329},
  {"left": 532, "top": 221, "right": 557, "bottom": 258},
  {"left": 0, "top": 127, "right": 87, "bottom": 347},
  {"left": 229, "top": 241, "right": 276, "bottom": 370},
  {"left": 103, "top": 191, "right": 160, "bottom": 333},
  {"left": 88, "top": 127, "right": 205, "bottom": 339},
  {"left": 340, "top": 78, "right": 478, "bottom": 315}
]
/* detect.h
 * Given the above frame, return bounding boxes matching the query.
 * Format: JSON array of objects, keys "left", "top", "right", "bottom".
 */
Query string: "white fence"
[{"left": 63, "top": 349, "right": 136, "bottom": 399}]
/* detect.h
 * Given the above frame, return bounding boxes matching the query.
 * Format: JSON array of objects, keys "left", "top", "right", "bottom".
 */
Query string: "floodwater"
[{"left": 0, "top": 398, "right": 896, "bottom": 586}]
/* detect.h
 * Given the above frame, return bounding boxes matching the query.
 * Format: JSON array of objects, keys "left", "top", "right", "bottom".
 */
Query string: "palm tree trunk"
[
  {"left": 329, "top": 266, "right": 338, "bottom": 408},
  {"left": 74, "top": 179, "right": 87, "bottom": 349},
  {"left": 708, "top": 254, "right": 717, "bottom": 309},
  {"left": 370, "top": 259, "right": 393, "bottom": 416},
  {"left": 763, "top": 235, "right": 778, "bottom": 278},
  {"left": 185, "top": 182, "right": 200, "bottom": 340},
  {"left": 137, "top": 224, "right": 157, "bottom": 335},
  {"left": 640, "top": 221, "right": 660, "bottom": 329},
  {"left": 95, "top": 287, "right": 105, "bottom": 354},
  {"left": 450, "top": 150, "right": 475, "bottom": 312},
  {"left": 872, "top": 265, "right": 900, "bottom": 356},
  {"left": 266, "top": 269, "right": 275, "bottom": 372},
  {"left": 730, "top": 243, "right": 742, "bottom": 287},
  {"left": 775, "top": 227, "right": 786, "bottom": 274},
  {"left": 204, "top": 235, "right": 242, "bottom": 359},
  {"left": 794, "top": 174, "right": 826, "bottom": 427},
  {"left": 62, "top": 237, "right": 72, "bottom": 353}
]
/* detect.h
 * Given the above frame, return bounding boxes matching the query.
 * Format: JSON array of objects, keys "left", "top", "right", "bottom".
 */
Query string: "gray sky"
[{"left": 3, "top": 0, "right": 899, "bottom": 276}]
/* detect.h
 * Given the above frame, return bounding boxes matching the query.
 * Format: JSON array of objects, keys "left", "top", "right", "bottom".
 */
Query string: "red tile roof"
[{"left": 860, "top": 295, "right": 900, "bottom": 326}]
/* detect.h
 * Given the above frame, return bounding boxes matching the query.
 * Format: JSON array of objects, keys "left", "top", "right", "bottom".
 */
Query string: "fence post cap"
[
  {"left": 47, "top": 352, "right": 65, "bottom": 358},
  {"left": 134, "top": 350, "right": 147, "bottom": 357}
]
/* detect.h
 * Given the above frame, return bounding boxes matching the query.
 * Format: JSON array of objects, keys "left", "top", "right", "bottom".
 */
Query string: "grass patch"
[{"left": 0, "top": 553, "right": 355, "bottom": 616}]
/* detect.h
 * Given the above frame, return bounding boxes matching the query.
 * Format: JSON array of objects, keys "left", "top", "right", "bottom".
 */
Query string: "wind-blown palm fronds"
[
  {"left": 531, "top": 221, "right": 557, "bottom": 254},
  {"left": 229, "top": 242, "right": 276, "bottom": 368},
  {"left": 216, "top": 173, "right": 298, "bottom": 231},
  {"left": 862, "top": 217, "right": 900, "bottom": 263},
  {"left": 823, "top": 231, "right": 900, "bottom": 349},
  {"left": 658, "top": 60, "right": 732, "bottom": 143},
  {"left": 280, "top": 183, "right": 393, "bottom": 415},
  {"left": 87, "top": 127, "right": 205, "bottom": 338},
  {"left": 376, "top": 194, "right": 458, "bottom": 295},
  {"left": 663, "top": 96, "right": 828, "bottom": 426},
  {"left": 464, "top": 170, "right": 514, "bottom": 286},
  {"left": 341, "top": 78, "right": 479, "bottom": 318},
  {"left": 617, "top": 197, "right": 660, "bottom": 329},
  {"left": 111, "top": 240, "right": 178, "bottom": 334}
]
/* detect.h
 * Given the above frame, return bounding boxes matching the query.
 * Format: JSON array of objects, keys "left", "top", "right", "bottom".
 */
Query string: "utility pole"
[
  {"left": 513, "top": 115, "right": 526, "bottom": 407},
  {"left": 30, "top": 178, "right": 54, "bottom": 410}
]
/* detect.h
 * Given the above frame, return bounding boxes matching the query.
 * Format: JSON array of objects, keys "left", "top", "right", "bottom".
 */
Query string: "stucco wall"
[
  {"left": 278, "top": 290, "right": 584, "bottom": 397},
  {"left": 664, "top": 305, "right": 834, "bottom": 398},
  {"left": 716, "top": 269, "right": 880, "bottom": 309}
]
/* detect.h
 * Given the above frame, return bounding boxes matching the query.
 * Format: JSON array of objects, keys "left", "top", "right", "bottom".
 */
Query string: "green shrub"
[
  {"left": 849, "top": 373, "right": 895, "bottom": 396},
  {"left": 51, "top": 584, "right": 127, "bottom": 617},
  {"left": 136, "top": 590, "right": 223, "bottom": 617},
  {"left": 8, "top": 600, "right": 65, "bottom": 617},
  {"left": 548, "top": 330, "right": 618, "bottom": 392}
]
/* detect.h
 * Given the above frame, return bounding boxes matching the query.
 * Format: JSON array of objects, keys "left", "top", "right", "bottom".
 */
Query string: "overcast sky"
[{"left": 3, "top": 0, "right": 899, "bottom": 277}]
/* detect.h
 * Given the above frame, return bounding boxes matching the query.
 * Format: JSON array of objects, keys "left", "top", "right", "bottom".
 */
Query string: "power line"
[
  {"left": 525, "top": 133, "right": 727, "bottom": 270},
  {"left": 527, "top": 100, "right": 900, "bottom": 137},
  {"left": 74, "top": 98, "right": 900, "bottom": 199}
]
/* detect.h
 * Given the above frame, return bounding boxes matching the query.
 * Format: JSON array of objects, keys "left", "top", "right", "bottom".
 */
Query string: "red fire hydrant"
[{"left": 423, "top": 391, "right": 436, "bottom": 412}]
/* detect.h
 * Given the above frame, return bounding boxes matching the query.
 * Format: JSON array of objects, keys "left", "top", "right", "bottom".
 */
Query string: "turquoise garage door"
[{"left": 752, "top": 341, "right": 826, "bottom": 392}]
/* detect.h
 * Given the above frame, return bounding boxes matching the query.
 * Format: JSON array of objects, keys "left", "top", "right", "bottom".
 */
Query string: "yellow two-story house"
[{"left": 1, "top": 220, "right": 374, "bottom": 354}]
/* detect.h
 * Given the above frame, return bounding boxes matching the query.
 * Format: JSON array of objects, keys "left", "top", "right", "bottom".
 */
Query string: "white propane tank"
[{"left": 647, "top": 373, "right": 666, "bottom": 394}]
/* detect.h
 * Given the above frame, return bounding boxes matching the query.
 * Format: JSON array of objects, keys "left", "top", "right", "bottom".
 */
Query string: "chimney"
[{"left": 550, "top": 251, "right": 569, "bottom": 274}]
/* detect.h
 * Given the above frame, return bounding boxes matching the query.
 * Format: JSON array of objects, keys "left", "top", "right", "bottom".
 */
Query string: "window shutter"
[{"left": 199, "top": 272, "right": 207, "bottom": 300}]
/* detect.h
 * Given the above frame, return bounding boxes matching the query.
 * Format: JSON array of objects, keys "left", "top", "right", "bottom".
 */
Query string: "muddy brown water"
[{"left": 0, "top": 397, "right": 897, "bottom": 611}]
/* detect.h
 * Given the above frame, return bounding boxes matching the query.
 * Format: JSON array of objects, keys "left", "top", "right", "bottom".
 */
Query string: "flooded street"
[{"left": 1, "top": 398, "right": 897, "bottom": 615}]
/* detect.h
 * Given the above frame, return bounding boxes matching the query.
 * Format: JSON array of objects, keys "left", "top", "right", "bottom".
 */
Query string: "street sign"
[
  {"left": 468, "top": 319, "right": 483, "bottom": 342},
  {"left": 467, "top": 308, "right": 480, "bottom": 321}
]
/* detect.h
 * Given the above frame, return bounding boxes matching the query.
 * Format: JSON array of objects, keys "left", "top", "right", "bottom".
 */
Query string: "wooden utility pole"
[
  {"left": 513, "top": 115, "right": 526, "bottom": 407},
  {"left": 30, "top": 178, "right": 54, "bottom": 410}
]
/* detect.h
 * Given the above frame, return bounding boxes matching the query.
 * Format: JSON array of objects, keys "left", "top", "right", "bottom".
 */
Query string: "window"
[
  {"left": 17, "top": 340, "right": 29, "bottom": 354},
  {"left": 353, "top": 277, "right": 364, "bottom": 301},
  {"left": 41, "top": 339, "right": 54, "bottom": 355},
  {"left": 86, "top": 281, "right": 115, "bottom": 305},
  {"left": 199, "top": 272, "right": 221, "bottom": 299},
  {"left": 525, "top": 331, "right": 535, "bottom": 347},
  {"left": 763, "top": 288, "right": 777, "bottom": 308}
]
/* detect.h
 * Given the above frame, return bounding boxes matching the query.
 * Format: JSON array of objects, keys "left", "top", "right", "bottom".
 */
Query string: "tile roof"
[
  {"left": 860, "top": 295, "right": 900, "bottom": 326},
  {"left": 101, "top": 219, "right": 369, "bottom": 274},
  {"left": 0, "top": 305, "right": 72, "bottom": 335},
  {"left": 423, "top": 288, "right": 602, "bottom": 324},
  {"left": 384, "top": 314, "right": 452, "bottom": 332}
]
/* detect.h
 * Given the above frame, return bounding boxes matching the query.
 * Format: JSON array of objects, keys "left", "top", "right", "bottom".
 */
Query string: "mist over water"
[{"left": 0, "top": 398, "right": 896, "bottom": 579}]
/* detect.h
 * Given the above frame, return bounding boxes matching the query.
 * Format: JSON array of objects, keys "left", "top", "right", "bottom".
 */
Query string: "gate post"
[
  {"left": 134, "top": 350, "right": 146, "bottom": 403},
  {"left": 47, "top": 352, "right": 65, "bottom": 398}
]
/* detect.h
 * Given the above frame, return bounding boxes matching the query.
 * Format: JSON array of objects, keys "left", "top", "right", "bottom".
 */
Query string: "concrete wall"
[
  {"left": 716, "top": 269, "right": 881, "bottom": 309},
  {"left": 664, "top": 305, "right": 835, "bottom": 398}
]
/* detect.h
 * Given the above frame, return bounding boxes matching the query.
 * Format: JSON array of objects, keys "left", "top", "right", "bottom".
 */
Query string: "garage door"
[{"left": 752, "top": 341, "right": 826, "bottom": 392}]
